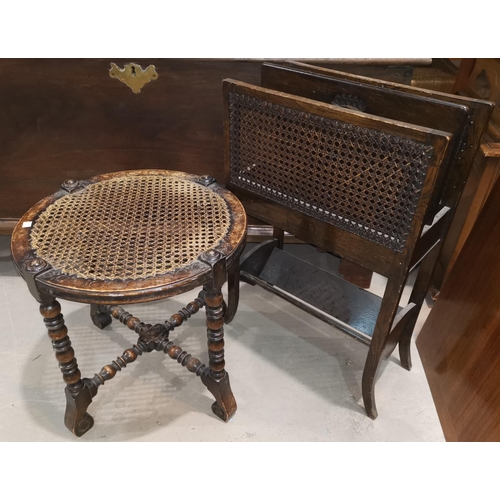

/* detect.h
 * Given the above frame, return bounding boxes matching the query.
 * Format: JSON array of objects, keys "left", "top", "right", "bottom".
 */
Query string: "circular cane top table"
[{"left": 11, "top": 170, "right": 247, "bottom": 304}]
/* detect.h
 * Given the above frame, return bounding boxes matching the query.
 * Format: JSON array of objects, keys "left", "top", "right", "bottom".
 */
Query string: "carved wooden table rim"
[{"left": 11, "top": 169, "right": 247, "bottom": 437}]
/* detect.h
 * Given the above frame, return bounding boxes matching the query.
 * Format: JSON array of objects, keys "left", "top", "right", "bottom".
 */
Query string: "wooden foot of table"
[
  {"left": 90, "top": 303, "right": 112, "bottom": 330},
  {"left": 202, "top": 371, "right": 237, "bottom": 422},
  {"left": 64, "top": 381, "right": 95, "bottom": 437}
]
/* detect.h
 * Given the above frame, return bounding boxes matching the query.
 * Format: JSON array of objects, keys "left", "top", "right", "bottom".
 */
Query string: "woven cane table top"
[{"left": 11, "top": 170, "right": 247, "bottom": 303}]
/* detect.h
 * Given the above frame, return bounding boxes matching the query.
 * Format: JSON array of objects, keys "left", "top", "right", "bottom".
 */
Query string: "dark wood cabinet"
[
  {"left": 417, "top": 173, "right": 500, "bottom": 442},
  {"left": 0, "top": 59, "right": 260, "bottom": 224},
  {"left": 0, "top": 58, "right": 418, "bottom": 233}
]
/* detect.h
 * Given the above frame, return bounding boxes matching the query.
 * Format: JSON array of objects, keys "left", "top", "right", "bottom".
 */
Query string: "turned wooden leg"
[
  {"left": 40, "top": 300, "right": 94, "bottom": 436},
  {"left": 90, "top": 303, "right": 112, "bottom": 330},
  {"left": 202, "top": 285, "right": 237, "bottom": 421},
  {"left": 200, "top": 250, "right": 237, "bottom": 422}
]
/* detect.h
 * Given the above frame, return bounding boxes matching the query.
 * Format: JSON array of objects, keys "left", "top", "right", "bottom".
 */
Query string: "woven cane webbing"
[
  {"left": 228, "top": 92, "right": 434, "bottom": 252},
  {"left": 30, "top": 175, "right": 231, "bottom": 280}
]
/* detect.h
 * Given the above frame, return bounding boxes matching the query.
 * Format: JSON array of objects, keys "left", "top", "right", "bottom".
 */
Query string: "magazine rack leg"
[
  {"left": 362, "top": 272, "right": 407, "bottom": 419},
  {"left": 398, "top": 243, "right": 442, "bottom": 370},
  {"left": 224, "top": 260, "right": 240, "bottom": 325}
]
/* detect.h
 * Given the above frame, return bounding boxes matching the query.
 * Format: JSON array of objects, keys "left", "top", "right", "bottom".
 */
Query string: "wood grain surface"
[
  {"left": 0, "top": 58, "right": 416, "bottom": 222},
  {"left": 0, "top": 59, "right": 263, "bottom": 219},
  {"left": 417, "top": 174, "right": 500, "bottom": 441}
]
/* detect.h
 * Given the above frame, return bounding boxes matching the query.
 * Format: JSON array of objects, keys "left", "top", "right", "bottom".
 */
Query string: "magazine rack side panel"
[{"left": 223, "top": 79, "right": 451, "bottom": 274}]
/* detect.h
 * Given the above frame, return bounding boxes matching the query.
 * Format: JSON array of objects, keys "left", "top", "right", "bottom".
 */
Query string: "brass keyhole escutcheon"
[{"left": 109, "top": 62, "right": 158, "bottom": 94}]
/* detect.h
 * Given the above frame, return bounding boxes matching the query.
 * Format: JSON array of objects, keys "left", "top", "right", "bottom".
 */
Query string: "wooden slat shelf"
[{"left": 241, "top": 246, "right": 399, "bottom": 345}]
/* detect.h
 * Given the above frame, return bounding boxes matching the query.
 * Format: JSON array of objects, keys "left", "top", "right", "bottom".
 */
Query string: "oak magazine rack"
[{"left": 223, "top": 62, "right": 493, "bottom": 418}]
